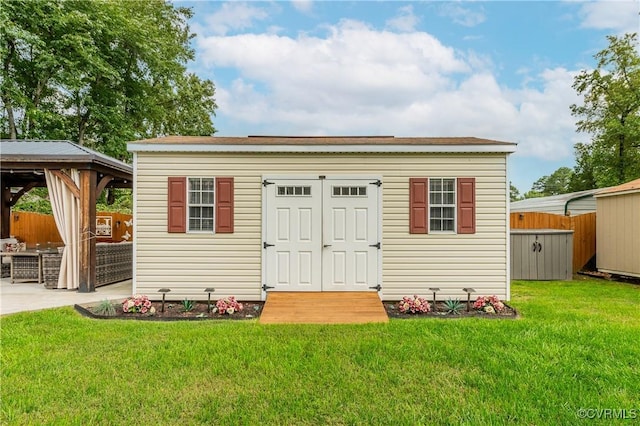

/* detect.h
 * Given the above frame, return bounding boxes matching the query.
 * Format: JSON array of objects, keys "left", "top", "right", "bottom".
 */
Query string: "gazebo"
[{"left": 0, "top": 140, "right": 133, "bottom": 292}]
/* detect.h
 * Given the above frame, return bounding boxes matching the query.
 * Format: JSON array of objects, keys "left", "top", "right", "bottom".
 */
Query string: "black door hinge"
[
  {"left": 369, "top": 179, "right": 382, "bottom": 187},
  {"left": 263, "top": 180, "right": 274, "bottom": 187},
  {"left": 369, "top": 242, "right": 381, "bottom": 249},
  {"left": 369, "top": 284, "right": 382, "bottom": 291},
  {"left": 262, "top": 284, "right": 274, "bottom": 291},
  {"left": 263, "top": 242, "right": 274, "bottom": 249}
]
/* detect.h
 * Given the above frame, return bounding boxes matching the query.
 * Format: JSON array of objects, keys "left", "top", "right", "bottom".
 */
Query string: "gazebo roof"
[{"left": 0, "top": 140, "right": 132, "bottom": 187}]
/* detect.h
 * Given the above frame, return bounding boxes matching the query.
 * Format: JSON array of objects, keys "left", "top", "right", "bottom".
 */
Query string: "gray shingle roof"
[{"left": 1, "top": 140, "right": 132, "bottom": 174}]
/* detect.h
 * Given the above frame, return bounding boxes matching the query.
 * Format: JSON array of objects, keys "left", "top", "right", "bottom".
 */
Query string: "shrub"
[
  {"left": 398, "top": 295, "right": 431, "bottom": 314},
  {"left": 473, "top": 295, "right": 505, "bottom": 313},
  {"left": 182, "top": 299, "right": 194, "bottom": 312},
  {"left": 215, "top": 296, "right": 244, "bottom": 315},
  {"left": 443, "top": 298, "right": 464, "bottom": 315},
  {"left": 122, "top": 295, "right": 155, "bottom": 314},
  {"left": 92, "top": 300, "right": 116, "bottom": 317}
]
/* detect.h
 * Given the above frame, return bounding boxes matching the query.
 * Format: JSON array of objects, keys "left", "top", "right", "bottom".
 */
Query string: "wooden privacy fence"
[
  {"left": 511, "top": 212, "right": 596, "bottom": 273},
  {"left": 9, "top": 211, "right": 133, "bottom": 247}
]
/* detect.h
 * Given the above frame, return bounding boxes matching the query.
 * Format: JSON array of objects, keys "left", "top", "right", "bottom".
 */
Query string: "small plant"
[
  {"left": 122, "top": 295, "right": 155, "bottom": 314},
  {"left": 215, "top": 296, "right": 244, "bottom": 315},
  {"left": 443, "top": 298, "right": 464, "bottom": 315},
  {"left": 473, "top": 295, "right": 506, "bottom": 313},
  {"left": 92, "top": 300, "right": 116, "bottom": 317},
  {"left": 398, "top": 295, "right": 431, "bottom": 314},
  {"left": 182, "top": 299, "right": 194, "bottom": 312}
]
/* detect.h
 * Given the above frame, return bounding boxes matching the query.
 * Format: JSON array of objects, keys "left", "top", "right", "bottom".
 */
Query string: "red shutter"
[
  {"left": 216, "top": 177, "right": 234, "bottom": 233},
  {"left": 457, "top": 178, "right": 476, "bottom": 234},
  {"left": 168, "top": 177, "right": 186, "bottom": 233},
  {"left": 409, "top": 178, "right": 428, "bottom": 234}
]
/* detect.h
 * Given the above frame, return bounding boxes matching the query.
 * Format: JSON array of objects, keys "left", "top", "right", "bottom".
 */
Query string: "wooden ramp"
[{"left": 260, "top": 292, "right": 389, "bottom": 324}]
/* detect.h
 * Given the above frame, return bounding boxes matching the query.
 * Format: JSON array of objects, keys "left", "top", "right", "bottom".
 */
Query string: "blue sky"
[{"left": 177, "top": 0, "right": 639, "bottom": 193}]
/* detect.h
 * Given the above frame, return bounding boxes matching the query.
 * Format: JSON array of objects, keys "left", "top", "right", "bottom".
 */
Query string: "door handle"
[
  {"left": 532, "top": 242, "right": 537, "bottom": 252},
  {"left": 537, "top": 242, "right": 542, "bottom": 252},
  {"left": 323, "top": 244, "right": 332, "bottom": 248}
]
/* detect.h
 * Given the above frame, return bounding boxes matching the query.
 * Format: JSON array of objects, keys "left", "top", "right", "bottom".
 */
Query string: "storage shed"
[
  {"left": 511, "top": 189, "right": 603, "bottom": 216},
  {"left": 128, "top": 136, "right": 516, "bottom": 301},
  {"left": 594, "top": 178, "right": 640, "bottom": 278}
]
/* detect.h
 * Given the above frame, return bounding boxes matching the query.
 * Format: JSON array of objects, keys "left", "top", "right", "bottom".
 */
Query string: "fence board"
[
  {"left": 511, "top": 212, "right": 596, "bottom": 272},
  {"left": 9, "top": 211, "right": 133, "bottom": 248}
]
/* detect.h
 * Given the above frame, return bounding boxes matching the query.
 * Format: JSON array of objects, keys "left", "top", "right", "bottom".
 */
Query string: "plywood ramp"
[{"left": 260, "top": 292, "right": 389, "bottom": 324}]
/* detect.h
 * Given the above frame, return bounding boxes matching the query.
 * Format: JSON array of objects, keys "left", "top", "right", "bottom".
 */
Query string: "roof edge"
[{"left": 128, "top": 143, "right": 516, "bottom": 154}]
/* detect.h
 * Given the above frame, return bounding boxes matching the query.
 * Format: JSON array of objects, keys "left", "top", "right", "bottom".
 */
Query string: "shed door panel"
[
  {"left": 265, "top": 180, "right": 322, "bottom": 291},
  {"left": 322, "top": 180, "right": 379, "bottom": 292}
]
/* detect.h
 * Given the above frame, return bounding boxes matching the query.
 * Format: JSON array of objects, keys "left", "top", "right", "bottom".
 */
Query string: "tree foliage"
[
  {"left": 570, "top": 33, "right": 640, "bottom": 190},
  {"left": 510, "top": 182, "right": 522, "bottom": 202},
  {"left": 524, "top": 167, "right": 574, "bottom": 199},
  {"left": 1, "top": 0, "right": 216, "bottom": 160}
]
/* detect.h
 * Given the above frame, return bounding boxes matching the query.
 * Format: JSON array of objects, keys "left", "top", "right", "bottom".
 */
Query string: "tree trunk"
[{"left": 2, "top": 40, "right": 17, "bottom": 138}]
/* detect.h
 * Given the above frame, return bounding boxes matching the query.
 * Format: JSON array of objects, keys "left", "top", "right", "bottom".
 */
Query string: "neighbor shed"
[
  {"left": 594, "top": 178, "right": 640, "bottom": 278},
  {"left": 511, "top": 189, "right": 603, "bottom": 216},
  {"left": 128, "top": 136, "right": 517, "bottom": 302}
]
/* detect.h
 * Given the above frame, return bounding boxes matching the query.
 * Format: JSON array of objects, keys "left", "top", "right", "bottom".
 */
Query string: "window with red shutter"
[
  {"left": 216, "top": 177, "right": 234, "bottom": 233},
  {"left": 457, "top": 177, "right": 476, "bottom": 234},
  {"left": 409, "top": 178, "right": 428, "bottom": 234},
  {"left": 167, "top": 177, "right": 187, "bottom": 233}
]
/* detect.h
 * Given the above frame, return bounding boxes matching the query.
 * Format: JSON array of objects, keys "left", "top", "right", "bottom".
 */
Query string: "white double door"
[{"left": 264, "top": 177, "right": 380, "bottom": 293}]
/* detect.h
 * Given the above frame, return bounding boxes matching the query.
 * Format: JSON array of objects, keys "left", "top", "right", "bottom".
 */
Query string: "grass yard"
[{"left": 1, "top": 279, "right": 639, "bottom": 425}]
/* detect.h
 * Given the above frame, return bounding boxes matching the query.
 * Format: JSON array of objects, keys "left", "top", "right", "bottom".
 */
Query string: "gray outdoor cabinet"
[{"left": 511, "top": 229, "right": 573, "bottom": 280}]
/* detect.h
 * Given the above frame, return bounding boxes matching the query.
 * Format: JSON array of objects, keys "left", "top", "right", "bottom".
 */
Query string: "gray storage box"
[{"left": 511, "top": 229, "right": 573, "bottom": 280}]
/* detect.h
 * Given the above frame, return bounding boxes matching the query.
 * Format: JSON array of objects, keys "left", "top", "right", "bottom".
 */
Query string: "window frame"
[
  {"left": 187, "top": 177, "right": 216, "bottom": 233},
  {"left": 428, "top": 177, "right": 457, "bottom": 233}
]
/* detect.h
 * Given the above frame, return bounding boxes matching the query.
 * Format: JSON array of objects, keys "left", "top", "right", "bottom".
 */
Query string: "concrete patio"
[{"left": 1, "top": 277, "right": 132, "bottom": 315}]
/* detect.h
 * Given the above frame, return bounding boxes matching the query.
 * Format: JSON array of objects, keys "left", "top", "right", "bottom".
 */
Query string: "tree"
[
  {"left": 524, "top": 167, "right": 574, "bottom": 198},
  {"left": 570, "top": 33, "right": 640, "bottom": 189},
  {"left": 510, "top": 182, "right": 522, "bottom": 202},
  {"left": 1, "top": 0, "right": 216, "bottom": 160}
]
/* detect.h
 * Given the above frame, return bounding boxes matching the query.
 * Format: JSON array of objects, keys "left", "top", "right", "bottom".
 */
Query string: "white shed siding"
[{"left": 134, "top": 153, "right": 508, "bottom": 301}]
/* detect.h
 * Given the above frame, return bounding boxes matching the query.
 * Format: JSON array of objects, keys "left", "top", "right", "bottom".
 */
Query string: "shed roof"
[
  {"left": 510, "top": 188, "right": 603, "bottom": 215},
  {"left": 128, "top": 135, "right": 517, "bottom": 154},
  {"left": 595, "top": 178, "right": 640, "bottom": 197}
]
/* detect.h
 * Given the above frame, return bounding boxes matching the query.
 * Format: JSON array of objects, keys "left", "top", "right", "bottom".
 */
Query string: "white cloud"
[
  {"left": 578, "top": 1, "right": 639, "bottom": 33},
  {"left": 386, "top": 5, "right": 419, "bottom": 32},
  {"left": 204, "top": 2, "right": 269, "bottom": 36},
  {"left": 291, "top": 0, "right": 313, "bottom": 14},
  {"left": 439, "top": 4, "right": 486, "bottom": 27},
  {"left": 198, "top": 20, "right": 581, "bottom": 160}
]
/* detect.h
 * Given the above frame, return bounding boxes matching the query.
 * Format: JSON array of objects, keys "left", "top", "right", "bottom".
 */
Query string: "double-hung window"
[
  {"left": 188, "top": 178, "right": 215, "bottom": 232},
  {"left": 429, "top": 178, "right": 455, "bottom": 232}
]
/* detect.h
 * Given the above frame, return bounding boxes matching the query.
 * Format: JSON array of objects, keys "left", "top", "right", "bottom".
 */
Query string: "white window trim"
[
  {"left": 429, "top": 177, "right": 457, "bottom": 234},
  {"left": 187, "top": 177, "right": 216, "bottom": 233}
]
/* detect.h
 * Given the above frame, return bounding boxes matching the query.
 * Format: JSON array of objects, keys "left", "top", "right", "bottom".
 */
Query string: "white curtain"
[{"left": 45, "top": 169, "right": 81, "bottom": 289}]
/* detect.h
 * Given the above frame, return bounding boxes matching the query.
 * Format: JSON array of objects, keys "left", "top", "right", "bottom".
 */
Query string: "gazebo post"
[
  {"left": 79, "top": 170, "right": 97, "bottom": 293},
  {"left": 1, "top": 185, "right": 11, "bottom": 239}
]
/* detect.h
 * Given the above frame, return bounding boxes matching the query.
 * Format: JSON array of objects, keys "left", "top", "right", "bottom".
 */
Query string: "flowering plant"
[
  {"left": 215, "top": 296, "right": 244, "bottom": 315},
  {"left": 122, "top": 294, "right": 155, "bottom": 314},
  {"left": 473, "top": 295, "right": 505, "bottom": 313},
  {"left": 398, "top": 295, "right": 431, "bottom": 314}
]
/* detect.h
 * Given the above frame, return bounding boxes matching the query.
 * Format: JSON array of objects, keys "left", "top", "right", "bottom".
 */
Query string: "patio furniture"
[
  {"left": 43, "top": 242, "right": 132, "bottom": 289},
  {"left": 1, "top": 250, "right": 56, "bottom": 284}
]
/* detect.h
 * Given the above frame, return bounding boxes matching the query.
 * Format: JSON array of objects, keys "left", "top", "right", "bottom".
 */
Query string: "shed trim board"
[{"left": 129, "top": 136, "right": 514, "bottom": 302}]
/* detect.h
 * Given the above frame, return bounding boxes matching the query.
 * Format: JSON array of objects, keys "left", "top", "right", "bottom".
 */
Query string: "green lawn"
[{"left": 2, "top": 279, "right": 639, "bottom": 425}]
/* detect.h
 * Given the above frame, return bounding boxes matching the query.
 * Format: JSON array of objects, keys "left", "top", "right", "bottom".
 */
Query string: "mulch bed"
[
  {"left": 76, "top": 299, "right": 518, "bottom": 321},
  {"left": 384, "top": 301, "right": 518, "bottom": 319},
  {"left": 75, "top": 301, "right": 264, "bottom": 321}
]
